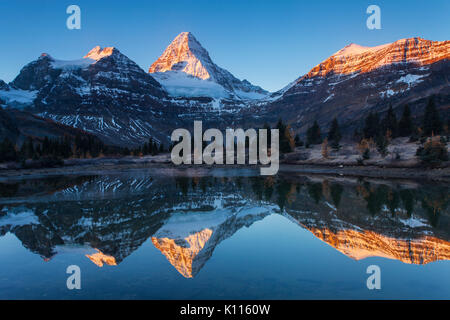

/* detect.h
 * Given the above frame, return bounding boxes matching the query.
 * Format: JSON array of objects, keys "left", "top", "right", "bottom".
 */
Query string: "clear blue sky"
[{"left": 0, "top": 0, "right": 448, "bottom": 92}]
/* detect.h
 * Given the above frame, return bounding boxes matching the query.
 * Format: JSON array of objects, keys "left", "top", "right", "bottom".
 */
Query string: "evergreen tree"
[
  {"left": 330, "top": 183, "right": 344, "bottom": 208},
  {"left": 142, "top": 143, "right": 149, "bottom": 155},
  {"left": 35, "top": 143, "right": 42, "bottom": 158},
  {"left": 416, "top": 137, "right": 448, "bottom": 166},
  {"left": 294, "top": 134, "right": 303, "bottom": 147},
  {"left": 423, "top": 98, "right": 443, "bottom": 136},
  {"left": 306, "top": 121, "right": 322, "bottom": 145},
  {"left": 0, "top": 138, "right": 18, "bottom": 162},
  {"left": 62, "top": 135, "right": 72, "bottom": 158},
  {"left": 148, "top": 137, "right": 154, "bottom": 154},
  {"left": 353, "top": 128, "right": 363, "bottom": 142},
  {"left": 122, "top": 147, "right": 130, "bottom": 156},
  {"left": 363, "top": 112, "right": 380, "bottom": 139},
  {"left": 362, "top": 148, "right": 370, "bottom": 160},
  {"left": 321, "top": 138, "right": 329, "bottom": 158},
  {"left": 376, "top": 134, "right": 389, "bottom": 157},
  {"left": 133, "top": 146, "right": 141, "bottom": 156},
  {"left": 398, "top": 104, "right": 414, "bottom": 137},
  {"left": 276, "top": 118, "right": 286, "bottom": 133},
  {"left": 276, "top": 118, "right": 294, "bottom": 153},
  {"left": 382, "top": 104, "right": 398, "bottom": 138},
  {"left": 275, "top": 119, "right": 287, "bottom": 152},
  {"left": 20, "top": 137, "right": 35, "bottom": 160},
  {"left": 152, "top": 141, "right": 158, "bottom": 155},
  {"left": 42, "top": 136, "right": 50, "bottom": 155},
  {"left": 327, "top": 117, "right": 342, "bottom": 150},
  {"left": 263, "top": 122, "right": 271, "bottom": 148}
]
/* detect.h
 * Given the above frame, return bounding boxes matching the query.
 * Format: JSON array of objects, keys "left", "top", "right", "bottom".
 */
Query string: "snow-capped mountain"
[
  {"left": 258, "top": 37, "right": 450, "bottom": 135},
  {"left": 1, "top": 36, "right": 449, "bottom": 147},
  {"left": 152, "top": 202, "right": 274, "bottom": 278},
  {"left": 149, "top": 32, "right": 268, "bottom": 106},
  {"left": 0, "top": 38, "right": 269, "bottom": 147},
  {"left": 0, "top": 78, "right": 104, "bottom": 146},
  {"left": 1, "top": 47, "right": 181, "bottom": 146}
]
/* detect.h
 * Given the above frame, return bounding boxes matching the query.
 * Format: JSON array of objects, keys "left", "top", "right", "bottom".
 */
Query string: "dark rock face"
[
  {"left": 0, "top": 108, "right": 20, "bottom": 142},
  {"left": 0, "top": 80, "right": 9, "bottom": 106},
  {"left": 12, "top": 54, "right": 61, "bottom": 91},
  {"left": 0, "top": 80, "right": 8, "bottom": 91},
  {"left": 0, "top": 108, "right": 102, "bottom": 147},
  {"left": 10, "top": 48, "right": 180, "bottom": 146}
]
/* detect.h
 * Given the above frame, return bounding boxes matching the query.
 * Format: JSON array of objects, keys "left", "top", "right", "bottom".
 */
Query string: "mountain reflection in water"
[{"left": 0, "top": 169, "right": 449, "bottom": 279}]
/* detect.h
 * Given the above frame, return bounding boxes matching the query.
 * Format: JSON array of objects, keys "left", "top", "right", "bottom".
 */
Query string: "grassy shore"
[{"left": 0, "top": 137, "right": 448, "bottom": 181}]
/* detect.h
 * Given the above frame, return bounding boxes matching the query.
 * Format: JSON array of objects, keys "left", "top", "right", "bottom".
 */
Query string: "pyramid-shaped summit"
[
  {"left": 149, "top": 32, "right": 213, "bottom": 80},
  {"left": 149, "top": 32, "right": 268, "bottom": 100}
]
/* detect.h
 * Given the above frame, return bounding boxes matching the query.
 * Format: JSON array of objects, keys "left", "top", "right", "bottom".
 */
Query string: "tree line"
[
  {"left": 124, "top": 137, "right": 166, "bottom": 156},
  {"left": 0, "top": 134, "right": 106, "bottom": 163},
  {"left": 0, "top": 134, "right": 167, "bottom": 163}
]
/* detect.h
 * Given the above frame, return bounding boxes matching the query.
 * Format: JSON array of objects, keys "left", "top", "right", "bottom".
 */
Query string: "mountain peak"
[
  {"left": 177, "top": 32, "right": 204, "bottom": 50},
  {"left": 149, "top": 32, "right": 213, "bottom": 80},
  {"left": 332, "top": 42, "right": 390, "bottom": 58},
  {"left": 84, "top": 46, "right": 118, "bottom": 61},
  {"left": 331, "top": 37, "right": 449, "bottom": 59},
  {"left": 176, "top": 31, "right": 195, "bottom": 41},
  {"left": 148, "top": 32, "right": 268, "bottom": 101},
  {"left": 305, "top": 37, "right": 450, "bottom": 79},
  {"left": 38, "top": 53, "right": 55, "bottom": 62}
]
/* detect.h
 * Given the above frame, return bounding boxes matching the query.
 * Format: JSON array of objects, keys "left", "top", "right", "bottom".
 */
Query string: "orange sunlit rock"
[
  {"left": 304, "top": 38, "right": 450, "bottom": 79},
  {"left": 149, "top": 32, "right": 211, "bottom": 80},
  {"left": 84, "top": 46, "right": 116, "bottom": 61},
  {"left": 309, "top": 227, "right": 450, "bottom": 265},
  {"left": 151, "top": 228, "right": 213, "bottom": 278},
  {"left": 86, "top": 249, "right": 117, "bottom": 267}
]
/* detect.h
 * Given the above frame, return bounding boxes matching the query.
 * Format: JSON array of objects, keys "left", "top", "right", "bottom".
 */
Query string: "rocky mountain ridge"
[
  {"left": 256, "top": 37, "right": 450, "bottom": 135},
  {"left": 0, "top": 36, "right": 448, "bottom": 146}
]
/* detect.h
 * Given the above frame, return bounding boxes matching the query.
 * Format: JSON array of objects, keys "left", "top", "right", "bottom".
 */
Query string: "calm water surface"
[{"left": 0, "top": 168, "right": 449, "bottom": 299}]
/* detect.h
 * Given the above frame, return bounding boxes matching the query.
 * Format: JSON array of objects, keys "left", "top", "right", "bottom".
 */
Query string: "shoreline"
[
  {"left": 278, "top": 164, "right": 450, "bottom": 182},
  {"left": 0, "top": 156, "right": 449, "bottom": 182}
]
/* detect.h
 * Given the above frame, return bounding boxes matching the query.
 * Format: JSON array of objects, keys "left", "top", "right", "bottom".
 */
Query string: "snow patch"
[
  {"left": 0, "top": 207, "right": 39, "bottom": 227},
  {"left": 323, "top": 93, "right": 334, "bottom": 103},
  {"left": 152, "top": 71, "right": 230, "bottom": 99},
  {"left": 333, "top": 43, "right": 391, "bottom": 58},
  {"left": 0, "top": 88, "right": 37, "bottom": 106},
  {"left": 51, "top": 58, "right": 95, "bottom": 70},
  {"left": 396, "top": 74, "right": 427, "bottom": 87},
  {"left": 399, "top": 217, "right": 428, "bottom": 228}
]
